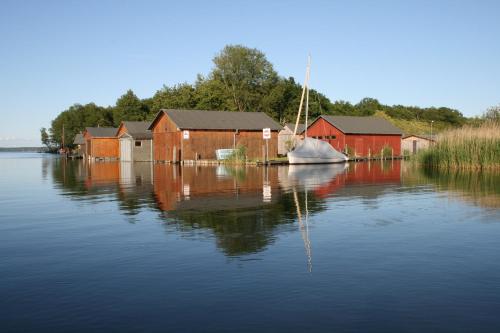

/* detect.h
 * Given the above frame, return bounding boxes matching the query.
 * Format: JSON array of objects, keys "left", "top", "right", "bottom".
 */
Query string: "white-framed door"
[{"left": 120, "top": 138, "right": 133, "bottom": 162}]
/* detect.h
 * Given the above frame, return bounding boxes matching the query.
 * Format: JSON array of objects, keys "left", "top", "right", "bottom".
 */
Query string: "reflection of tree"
[
  {"left": 420, "top": 167, "right": 500, "bottom": 209},
  {"left": 162, "top": 188, "right": 325, "bottom": 256},
  {"left": 50, "top": 158, "right": 89, "bottom": 196}
]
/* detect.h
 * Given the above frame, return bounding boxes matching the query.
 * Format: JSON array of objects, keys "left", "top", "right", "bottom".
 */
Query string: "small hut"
[
  {"left": 83, "top": 127, "right": 119, "bottom": 161},
  {"left": 278, "top": 123, "right": 305, "bottom": 155},
  {"left": 73, "top": 132, "right": 86, "bottom": 158},
  {"left": 116, "top": 121, "right": 153, "bottom": 161},
  {"left": 402, "top": 134, "right": 434, "bottom": 155}
]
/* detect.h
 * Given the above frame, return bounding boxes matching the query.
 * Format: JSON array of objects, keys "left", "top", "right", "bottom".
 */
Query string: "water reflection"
[
  {"left": 47, "top": 159, "right": 499, "bottom": 259},
  {"left": 406, "top": 165, "right": 500, "bottom": 209}
]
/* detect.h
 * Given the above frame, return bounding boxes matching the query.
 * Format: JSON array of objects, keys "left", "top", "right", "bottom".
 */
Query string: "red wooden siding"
[{"left": 307, "top": 118, "right": 401, "bottom": 157}]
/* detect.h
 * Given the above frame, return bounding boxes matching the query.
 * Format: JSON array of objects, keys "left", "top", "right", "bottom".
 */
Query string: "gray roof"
[
  {"left": 319, "top": 116, "right": 403, "bottom": 135},
  {"left": 402, "top": 134, "right": 435, "bottom": 141},
  {"left": 285, "top": 123, "right": 305, "bottom": 134},
  {"left": 119, "top": 121, "right": 152, "bottom": 139},
  {"left": 150, "top": 109, "right": 282, "bottom": 131},
  {"left": 85, "top": 127, "right": 118, "bottom": 137},
  {"left": 73, "top": 133, "right": 85, "bottom": 145}
]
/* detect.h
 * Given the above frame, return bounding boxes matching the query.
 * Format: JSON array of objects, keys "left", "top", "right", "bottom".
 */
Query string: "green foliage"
[
  {"left": 483, "top": 105, "right": 500, "bottom": 123},
  {"left": 150, "top": 83, "right": 199, "bottom": 116},
  {"left": 40, "top": 127, "right": 50, "bottom": 147},
  {"left": 50, "top": 103, "right": 114, "bottom": 147},
  {"left": 113, "top": 89, "right": 149, "bottom": 125},
  {"left": 354, "top": 97, "right": 382, "bottom": 116},
  {"left": 226, "top": 145, "right": 247, "bottom": 162},
  {"left": 381, "top": 145, "right": 393, "bottom": 158},
  {"left": 212, "top": 44, "right": 278, "bottom": 113}
]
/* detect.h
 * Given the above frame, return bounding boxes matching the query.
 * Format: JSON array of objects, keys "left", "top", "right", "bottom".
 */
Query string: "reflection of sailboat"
[
  {"left": 287, "top": 56, "right": 348, "bottom": 164},
  {"left": 293, "top": 187, "right": 312, "bottom": 273},
  {"left": 286, "top": 163, "right": 348, "bottom": 190}
]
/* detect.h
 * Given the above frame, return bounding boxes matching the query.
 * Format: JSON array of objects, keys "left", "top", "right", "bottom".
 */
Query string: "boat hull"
[{"left": 288, "top": 155, "right": 347, "bottom": 164}]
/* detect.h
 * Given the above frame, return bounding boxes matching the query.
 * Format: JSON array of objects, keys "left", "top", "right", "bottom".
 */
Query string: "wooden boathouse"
[
  {"left": 116, "top": 121, "right": 153, "bottom": 161},
  {"left": 83, "top": 127, "right": 119, "bottom": 160},
  {"left": 306, "top": 116, "right": 403, "bottom": 157},
  {"left": 148, "top": 109, "right": 282, "bottom": 162}
]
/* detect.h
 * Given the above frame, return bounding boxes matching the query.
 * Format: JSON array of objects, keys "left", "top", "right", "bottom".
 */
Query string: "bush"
[
  {"left": 226, "top": 145, "right": 247, "bottom": 162},
  {"left": 381, "top": 145, "right": 393, "bottom": 159}
]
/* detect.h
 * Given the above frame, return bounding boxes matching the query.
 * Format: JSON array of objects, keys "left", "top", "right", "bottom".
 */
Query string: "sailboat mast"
[
  {"left": 293, "top": 55, "right": 311, "bottom": 136},
  {"left": 304, "top": 61, "right": 310, "bottom": 138}
]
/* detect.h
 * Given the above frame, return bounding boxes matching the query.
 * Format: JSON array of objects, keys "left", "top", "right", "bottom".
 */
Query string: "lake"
[{"left": 1, "top": 153, "right": 499, "bottom": 332}]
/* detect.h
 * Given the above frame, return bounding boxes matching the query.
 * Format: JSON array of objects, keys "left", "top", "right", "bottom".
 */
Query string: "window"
[{"left": 135, "top": 141, "right": 142, "bottom": 147}]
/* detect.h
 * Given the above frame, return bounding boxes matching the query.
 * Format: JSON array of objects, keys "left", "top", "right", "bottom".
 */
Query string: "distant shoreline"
[{"left": 0, "top": 147, "right": 47, "bottom": 152}]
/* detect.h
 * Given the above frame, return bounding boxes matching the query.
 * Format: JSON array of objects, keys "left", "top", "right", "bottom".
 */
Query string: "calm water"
[{"left": 1, "top": 153, "right": 499, "bottom": 332}]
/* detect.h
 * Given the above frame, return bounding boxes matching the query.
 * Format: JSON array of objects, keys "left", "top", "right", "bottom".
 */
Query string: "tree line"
[{"left": 43, "top": 44, "right": 473, "bottom": 148}]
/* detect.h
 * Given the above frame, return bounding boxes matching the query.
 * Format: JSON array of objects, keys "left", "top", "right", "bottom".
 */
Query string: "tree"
[
  {"left": 211, "top": 45, "right": 278, "bottom": 112},
  {"left": 194, "top": 75, "right": 232, "bottom": 111},
  {"left": 354, "top": 97, "right": 382, "bottom": 116},
  {"left": 40, "top": 127, "right": 50, "bottom": 147},
  {"left": 50, "top": 103, "right": 114, "bottom": 147},
  {"left": 113, "top": 89, "right": 149, "bottom": 125},
  {"left": 150, "top": 83, "right": 198, "bottom": 116},
  {"left": 483, "top": 105, "right": 500, "bottom": 123}
]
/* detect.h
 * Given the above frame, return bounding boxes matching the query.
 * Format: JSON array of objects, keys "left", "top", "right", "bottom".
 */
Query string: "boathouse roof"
[
  {"left": 284, "top": 123, "right": 305, "bottom": 134},
  {"left": 149, "top": 109, "right": 283, "bottom": 131},
  {"left": 117, "top": 121, "right": 152, "bottom": 140},
  {"left": 318, "top": 116, "right": 403, "bottom": 135},
  {"left": 85, "top": 127, "right": 118, "bottom": 138}
]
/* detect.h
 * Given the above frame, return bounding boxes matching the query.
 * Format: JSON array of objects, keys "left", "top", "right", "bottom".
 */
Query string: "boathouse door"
[
  {"left": 412, "top": 140, "right": 417, "bottom": 154},
  {"left": 120, "top": 137, "right": 133, "bottom": 162}
]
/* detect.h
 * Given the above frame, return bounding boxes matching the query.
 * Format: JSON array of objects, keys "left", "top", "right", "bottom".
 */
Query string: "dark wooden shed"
[
  {"left": 306, "top": 116, "right": 403, "bottom": 157},
  {"left": 148, "top": 109, "right": 282, "bottom": 162}
]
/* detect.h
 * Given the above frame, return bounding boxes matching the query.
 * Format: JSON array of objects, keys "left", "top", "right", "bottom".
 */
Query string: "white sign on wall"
[
  {"left": 183, "top": 130, "right": 190, "bottom": 140},
  {"left": 262, "top": 128, "right": 271, "bottom": 140}
]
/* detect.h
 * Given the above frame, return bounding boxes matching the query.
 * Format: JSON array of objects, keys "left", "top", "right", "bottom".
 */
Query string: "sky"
[{"left": 1, "top": 0, "right": 499, "bottom": 147}]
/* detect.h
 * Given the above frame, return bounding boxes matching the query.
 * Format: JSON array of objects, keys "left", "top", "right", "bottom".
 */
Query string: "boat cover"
[{"left": 289, "top": 138, "right": 347, "bottom": 160}]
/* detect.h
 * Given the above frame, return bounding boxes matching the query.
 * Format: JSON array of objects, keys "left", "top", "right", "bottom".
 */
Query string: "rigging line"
[{"left": 315, "top": 91, "right": 324, "bottom": 115}]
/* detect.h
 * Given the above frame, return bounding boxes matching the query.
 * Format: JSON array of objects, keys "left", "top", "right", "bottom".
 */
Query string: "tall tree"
[
  {"left": 113, "top": 89, "right": 149, "bottom": 125},
  {"left": 50, "top": 103, "right": 113, "bottom": 147},
  {"left": 483, "top": 105, "right": 500, "bottom": 123},
  {"left": 211, "top": 45, "right": 278, "bottom": 112},
  {"left": 40, "top": 127, "right": 50, "bottom": 147},
  {"left": 150, "top": 83, "right": 198, "bottom": 116}
]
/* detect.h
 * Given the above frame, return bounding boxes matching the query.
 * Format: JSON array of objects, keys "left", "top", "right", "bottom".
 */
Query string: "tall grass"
[{"left": 418, "top": 122, "right": 500, "bottom": 170}]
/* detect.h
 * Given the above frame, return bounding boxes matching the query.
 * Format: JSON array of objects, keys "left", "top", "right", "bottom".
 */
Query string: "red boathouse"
[{"left": 306, "top": 116, "right": 403, "bottom": 157}]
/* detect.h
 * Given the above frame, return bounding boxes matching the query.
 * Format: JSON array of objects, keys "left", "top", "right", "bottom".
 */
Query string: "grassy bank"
[
  {"left": 374, "top": 111, "right": 451, "bottom": 135},
  {"left": 418, "top": 122, "right": 500, "bottom": 170}
]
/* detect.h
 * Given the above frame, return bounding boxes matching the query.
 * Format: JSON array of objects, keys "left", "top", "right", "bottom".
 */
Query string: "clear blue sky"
[{"left": 1, "top": 0, "right": 499, "bottom": 146}]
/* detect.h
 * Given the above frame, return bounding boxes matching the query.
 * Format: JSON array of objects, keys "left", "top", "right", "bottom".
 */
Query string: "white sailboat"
[{"left": 287, "top": 56, "right": 348, "bottom": 164}]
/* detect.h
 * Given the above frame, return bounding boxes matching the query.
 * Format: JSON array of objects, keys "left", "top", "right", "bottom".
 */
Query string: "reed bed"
[{"left": 418, "top": 122, "right": 500, "bottom": 170}]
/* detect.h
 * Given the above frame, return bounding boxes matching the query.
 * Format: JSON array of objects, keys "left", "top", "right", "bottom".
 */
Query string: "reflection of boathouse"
[{"left": 153, "top": 165, "right": 280, "bottom": 212}]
